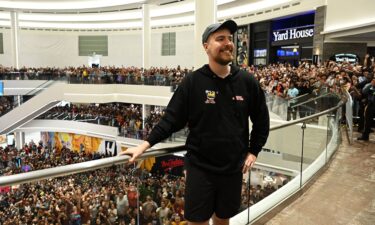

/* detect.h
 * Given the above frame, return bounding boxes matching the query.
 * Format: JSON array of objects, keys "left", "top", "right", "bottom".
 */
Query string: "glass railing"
[
  {"left": 0, "top": 93, "right": 345, "bottom": 225},
  {"left": 266, "top": 89, "right": 340, "bottom": 122},
  {"left": 0, "top": 71, "right": 183, "bottom": 87}
]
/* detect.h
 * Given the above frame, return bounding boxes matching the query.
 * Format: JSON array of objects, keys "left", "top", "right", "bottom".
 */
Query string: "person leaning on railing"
[{"left": 120, "top": 19, "right": 270, "bottom": 225}]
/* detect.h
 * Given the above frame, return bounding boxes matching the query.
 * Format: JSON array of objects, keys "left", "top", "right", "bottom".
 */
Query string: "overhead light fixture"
[
  {"left": 150, "top": 2, "right": 194, "bottom": 17},
  {"left": 19, "top": 11, "right": 142, "bottom": 22},
  {"left": 20, "top": 21, "right": 142, "bottom": 29},
  {"left": 218, "top": 0, "right": 291, "bottom": 18},
  {"left": 0, "top": 0, "right": 145, "bottom": 10},
  {"left": 281, "top": 45, "right": 299, "bottom": 49},
  {"left": 151, "top": 15, "right": 194, "bottom": 26}
]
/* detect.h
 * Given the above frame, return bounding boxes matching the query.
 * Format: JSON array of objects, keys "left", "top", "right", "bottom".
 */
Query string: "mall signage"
[{"left": 273, "top": 26, "right": 314, "bottom": 42}]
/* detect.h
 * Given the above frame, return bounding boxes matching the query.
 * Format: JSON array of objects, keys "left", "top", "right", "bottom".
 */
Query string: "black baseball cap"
[{"left": 202, "top": 19, "right": 238, "bottom": 44}]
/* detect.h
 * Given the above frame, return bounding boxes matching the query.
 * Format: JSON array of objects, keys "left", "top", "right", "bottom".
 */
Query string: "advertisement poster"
[
  {"left": 236, "top": 25, "right": 249, "bottom": 67},
  {"left": 0, "top": 134, "right": 6, "bottom": 145},
  {"left": 151, "top": 155, "right": 185, "bottom": 176},
  {"left": 41, "top": 131, "right": 102, "bottom": 154}
]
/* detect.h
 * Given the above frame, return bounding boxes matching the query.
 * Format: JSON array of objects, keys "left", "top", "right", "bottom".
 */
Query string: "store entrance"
[
  {"left": 271, "top": 45, "right": 313, "bottom": 67},
  {"left": 277, "top": 46, "right": 299, "bottom": 66}
]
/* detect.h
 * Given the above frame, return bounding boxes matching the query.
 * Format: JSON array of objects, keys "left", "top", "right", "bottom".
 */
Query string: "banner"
[
  {"left": 41, "top": 132, "right": 102, "bottom": 154},
  {"left": 0, "top": 134, "right": 6, "bottom": 144},
  {"left": 151, "top": 155, "right": 185, "bottom": 176},
  {"left": 236, "top": 25, "right": 249, "bottom": 67}
]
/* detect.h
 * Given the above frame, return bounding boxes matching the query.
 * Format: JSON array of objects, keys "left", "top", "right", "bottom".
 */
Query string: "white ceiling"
[
  {"left": 1, "top": 0, "right": 373, "bottom": 45},
  {"left": 0, "top": 0, "right": 295, "bottom": 29},
  {"left": 0, "top": 0, "right": 258, "bottom": 13}
]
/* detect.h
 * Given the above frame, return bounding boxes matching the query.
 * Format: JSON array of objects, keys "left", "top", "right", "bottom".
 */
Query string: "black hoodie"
[{"left": 147, "top": 64, "right": 270, "bottom": 174}]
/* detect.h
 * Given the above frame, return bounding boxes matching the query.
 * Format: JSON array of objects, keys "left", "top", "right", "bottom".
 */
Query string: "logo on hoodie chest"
[{"left": 205, "top": 90, "right": 217, "bottom": 104}]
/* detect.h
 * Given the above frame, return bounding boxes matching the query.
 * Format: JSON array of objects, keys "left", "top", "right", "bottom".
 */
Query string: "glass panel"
[
  {"left": 245, "top": 124, "right": 302, "bottom": 221},
  {"left": 326, "top": 109, "right": 341, "bottom": 159},
  {"left": 301, "top": 114, "right": 330, "bottom": 184}
]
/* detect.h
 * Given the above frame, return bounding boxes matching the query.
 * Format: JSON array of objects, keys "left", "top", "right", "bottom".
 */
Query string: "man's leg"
[
  {"left": 212, "top": 214, "right": 229, "bottom": 225},
  {"left": 184, "top": 163, "right": 215, "bottom": 223},
  {"left": 188, "top": 220, "right": 209, "bottom": 225}
]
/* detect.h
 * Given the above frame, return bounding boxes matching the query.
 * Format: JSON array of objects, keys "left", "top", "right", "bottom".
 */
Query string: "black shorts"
[{"left": 184, "top": 163, "right": 242, "bottom": 222}]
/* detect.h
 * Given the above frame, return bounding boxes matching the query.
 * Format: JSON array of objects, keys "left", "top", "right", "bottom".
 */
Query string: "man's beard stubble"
[{"left": 214, "top": 47, "right": 234, "bottom": 66}]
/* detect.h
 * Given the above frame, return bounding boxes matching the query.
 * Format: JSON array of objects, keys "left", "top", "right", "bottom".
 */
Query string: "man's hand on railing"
[
  {"left": 242, "top": 153, "right": 257, "bottom": 174},
  {"left": 118, "top": 141, "right": 151, "bottom": 163}
]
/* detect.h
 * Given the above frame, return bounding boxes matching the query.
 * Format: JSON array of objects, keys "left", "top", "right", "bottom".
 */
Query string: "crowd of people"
[
  {"left": 0, "top": 66, "right": 189, "bottom": 86},
  {"left": 37, "top": 103, "right": 166, "bottom": 141},
  {"left": 2, "top": 58, "right": 369, "bottom": 124},
  {"left": 0, "top": 96, "right": 14, "bottom": 117},
  {"left": 248, "top": 57, "right": 375, "bottom": 124},
  {"left": 0, "top": 139, "right": 288, "bottom": 225},
  {"left": 29, "top": 57, "right": 374, "bottom": 126},
  {"left": 1, "top": 54, "right": 375, "bottom": 224}
]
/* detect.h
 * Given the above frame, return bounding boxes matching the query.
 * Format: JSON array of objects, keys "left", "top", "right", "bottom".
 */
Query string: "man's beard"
[{"left": 214, "top": 48, "right": 234, "bottom": 65}]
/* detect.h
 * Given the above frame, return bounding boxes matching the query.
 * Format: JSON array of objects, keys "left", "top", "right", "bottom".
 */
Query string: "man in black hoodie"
[{"left": 120, "top": 20, "right": 269, "bottom": 225}]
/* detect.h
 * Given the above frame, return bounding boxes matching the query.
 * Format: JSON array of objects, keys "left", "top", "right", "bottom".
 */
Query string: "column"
[
  {"left": 313, "top": 6, "right": 326, "bottom": 64},
  {"left": 10, "top": 11, "right": 20, "bottom": 69},
  {"left": 142, "top": 4, "right": 151, "bottom": 69},
  {"left": 15, "top": 132, "right": 25, "bottom": 149},
  {"left": 17, "top": 95, "right": 22, "bottom": 106},
  {"left": 194, "top": 0, "right": 217, "bottom": 69},
  {"left": 142, "top": 104, "right": 151, "bottom": 129},
  {"left": 142, "top": 104, "right": 146, "bottom": 130}
]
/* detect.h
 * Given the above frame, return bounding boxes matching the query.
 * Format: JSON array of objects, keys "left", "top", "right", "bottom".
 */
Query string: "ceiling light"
[
  {"left": 20, "top": 21, "right": 142, "bottom": 29},
  {"left": 218, "top": 0, "right": 291, "bottom": 18},
  {"left": 19, "top": 11, "right": 142, "bottom": 22},
  {"left": 0, "top": 0, "right": 145, "bottom": 10}
]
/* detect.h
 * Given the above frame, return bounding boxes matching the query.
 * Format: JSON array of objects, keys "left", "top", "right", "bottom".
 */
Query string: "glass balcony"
[{"left": 0, "top": 93, "right": 345, "bottom": 224}]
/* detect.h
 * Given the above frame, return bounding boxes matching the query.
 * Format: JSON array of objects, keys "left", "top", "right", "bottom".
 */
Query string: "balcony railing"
[{"left": 0, "top": 93, "right": 345, "bottom": 225}]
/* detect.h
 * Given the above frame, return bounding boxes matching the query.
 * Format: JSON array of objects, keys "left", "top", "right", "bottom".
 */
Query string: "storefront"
[
  {"left": 270, "top": 12, "right": 315, "bottom": 66},
  {"left": 247, "top": 12, "right": 315, "bottom": 66}
]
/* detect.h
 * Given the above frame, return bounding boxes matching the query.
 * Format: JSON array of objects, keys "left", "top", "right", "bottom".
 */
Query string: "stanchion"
[
  {"left": 300, "top": 122, "right": 306, "bottom": 188},
  {"left": 247, "top": 169, "right": 251, "bottom": 224}
]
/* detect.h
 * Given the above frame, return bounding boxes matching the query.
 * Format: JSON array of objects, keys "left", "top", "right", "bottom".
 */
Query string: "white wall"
[
  {"left": 0, "top": 28, "right": 13, "bottom": 66},
  {"left": 150, "top": 30, "right": 195, "bottom": 69},
  {"left": 24, "top": 131, "right": 41, "bottom": 145},
  {"left": 0, "top": 28, "right": 195, "bottom": 68},
  {"left": 17, "top": 30, "right": 144, "bottom": 68},
  {"left": 104, "top": 33, "right": 142, "bottom": 67},
  {"left": 325, "top": 0, "right": 375, "bottom": 32}
]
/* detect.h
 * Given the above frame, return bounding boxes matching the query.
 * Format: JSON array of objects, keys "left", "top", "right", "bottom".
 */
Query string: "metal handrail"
[
  {"left": 0, "top": 145, "right": 186, "bottom": 187},
  {"left": 0, "top": 96, "right": 346, "bottom": 187},
  {"left": 288, "top": 93, "right": 309, "bottom": 102},
  {"left": 271, "top": 99, "right": 345, "bottom": 131},
  {"left": 290, "top": 92, "right": 332, "bottom": 108}
]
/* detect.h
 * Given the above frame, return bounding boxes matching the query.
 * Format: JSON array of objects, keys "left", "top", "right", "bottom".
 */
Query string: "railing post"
[
  {"left": 300, "top": 122, "right": 306, "bottom": 188},
  {"left": 325, "top": 114, "right": 335, "bottom": 163},
  {"left": 131, "top": 163, "right": 141, "bottom": 225},
  {"left": 247, "top": 170, "right": 251, "bottom": 224}
]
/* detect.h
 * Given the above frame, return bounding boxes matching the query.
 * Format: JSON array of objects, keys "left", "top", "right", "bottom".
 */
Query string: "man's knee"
[
  {"left": 212, "top": 214, "right": 229, "bottom": 225},
  {"left": 187, "top": 220, "right": 209, "bottom": 225}
]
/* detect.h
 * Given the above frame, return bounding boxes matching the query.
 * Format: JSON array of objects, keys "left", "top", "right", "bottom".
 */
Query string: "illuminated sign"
[
  {"left": 332, "top": 53, "right": 359, "bottom": 63},
  {"left": 273, "top": 26, "right": 314, "bottom": 42}
]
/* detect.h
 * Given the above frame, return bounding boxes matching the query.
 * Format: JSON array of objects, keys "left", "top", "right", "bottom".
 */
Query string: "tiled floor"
[{"left": 265, "top": 129, "right": 375, "bottom": 225}]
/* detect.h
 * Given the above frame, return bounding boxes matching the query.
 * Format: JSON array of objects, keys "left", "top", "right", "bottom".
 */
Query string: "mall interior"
[{"left": 0, "top": 0, "right": 374, "bottom": 224}]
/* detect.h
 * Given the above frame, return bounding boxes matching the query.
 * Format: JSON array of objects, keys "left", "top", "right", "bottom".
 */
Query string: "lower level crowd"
[{"left": 0, "top": 140, "right": 289, "bottom": 225}]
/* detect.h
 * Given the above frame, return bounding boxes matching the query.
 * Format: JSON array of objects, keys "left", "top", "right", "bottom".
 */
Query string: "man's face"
[{"left": 204, "top": 28, "right": 234, "bottom": 66}]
